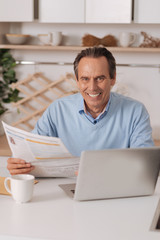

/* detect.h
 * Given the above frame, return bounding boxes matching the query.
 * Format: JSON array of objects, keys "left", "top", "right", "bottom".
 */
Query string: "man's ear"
[
  {"left": 75, "top": 75, "right": 78, "bottom": 82},
  {"left": 75, "top": 75, "right": 80, "bottom": 90}
]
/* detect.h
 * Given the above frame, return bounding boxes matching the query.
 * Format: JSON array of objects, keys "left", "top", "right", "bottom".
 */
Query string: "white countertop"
[{"left": 0, "top": 156, "right": 160, "bottom": 240}]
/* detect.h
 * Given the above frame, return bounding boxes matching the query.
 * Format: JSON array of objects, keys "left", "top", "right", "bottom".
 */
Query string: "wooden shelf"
[{"left": 0, "top": 44, "right": 160, "bottom": 53}]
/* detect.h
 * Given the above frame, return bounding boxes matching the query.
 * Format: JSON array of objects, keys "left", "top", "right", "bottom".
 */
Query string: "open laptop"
[{"left": 59, "top": 147, "right": 160, "bottom": 201}]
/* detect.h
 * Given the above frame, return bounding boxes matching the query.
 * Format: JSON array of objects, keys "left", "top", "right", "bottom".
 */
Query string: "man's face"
[{"left": 76, "top": 56, "right": 116, "bottom": 116}]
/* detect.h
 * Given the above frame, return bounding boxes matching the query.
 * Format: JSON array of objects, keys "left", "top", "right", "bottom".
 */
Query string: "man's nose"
[{"left": 89, "top": 79, "right": 98, "bottom": 91}]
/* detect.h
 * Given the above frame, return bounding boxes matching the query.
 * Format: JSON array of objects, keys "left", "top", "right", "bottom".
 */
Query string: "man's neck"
[{"left": 84, "top": 102, "right": 108, "bottom": 119}]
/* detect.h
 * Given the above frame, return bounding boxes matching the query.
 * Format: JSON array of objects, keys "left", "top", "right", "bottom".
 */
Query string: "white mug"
[
  {"left": 119, "top": 32, "right": 136, "bottom": 47},
  {"left": 37, "top": 34, "right": 50, "bottom": 45},
  {"left": 4, "top": 174, "right": 35, "bottom": 203},
  {"left": 38, "top": 32, "right": 62, "bottom": 46},
  {"left": 49, "top": 31, "right": 62, "bottom": 46}
]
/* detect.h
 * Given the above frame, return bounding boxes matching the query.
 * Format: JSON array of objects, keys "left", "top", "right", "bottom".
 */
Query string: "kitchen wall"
[
  {"left": 7, "top": 22, "right": 160, "bottom": 46},
  {"left": 0, "top": 22, "right": 9, "bottom": 42},
  {"left": 1, "top": 22, "right": 160, "bottom": 139}
]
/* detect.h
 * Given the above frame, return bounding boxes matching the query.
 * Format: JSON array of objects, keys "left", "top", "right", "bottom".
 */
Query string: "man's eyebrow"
[
  {"left": 80, "top": 76, "right": 89, "bottom": 79},
  {"left": 79, "top": 74, "right": 107, "bottom": 80},
  {"left": 95, "top": 75, "right": 106, "bottom": 78}
]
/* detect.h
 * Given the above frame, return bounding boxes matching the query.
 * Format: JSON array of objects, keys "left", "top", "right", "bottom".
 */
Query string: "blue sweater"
[{"left": 32, "top": 92, "right": 154, "bottom": 156}]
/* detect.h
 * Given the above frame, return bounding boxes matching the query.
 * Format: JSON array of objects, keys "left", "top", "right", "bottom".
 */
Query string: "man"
[{"left": 7, "top": 47, "right": 154, "bottom": 175}]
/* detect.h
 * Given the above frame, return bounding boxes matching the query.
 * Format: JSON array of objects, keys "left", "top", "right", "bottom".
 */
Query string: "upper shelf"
[{"left": 0, "top": 44, "right": 160, "bottom": 53}]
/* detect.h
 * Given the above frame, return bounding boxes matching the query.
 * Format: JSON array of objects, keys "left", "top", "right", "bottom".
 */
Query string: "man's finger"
[
  {"left": 7, "top": 158, "right": 26, "bottom": 164},
  {"left": 10, "top": 166, "right": 35, "bottom": 175},
  {"left": 7, "top": 163, "right": 32, "bottom": 170}
]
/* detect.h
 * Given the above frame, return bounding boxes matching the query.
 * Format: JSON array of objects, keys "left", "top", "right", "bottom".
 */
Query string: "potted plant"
[{"left": 0, "top": 49, "right": 21, "bottom": 134}]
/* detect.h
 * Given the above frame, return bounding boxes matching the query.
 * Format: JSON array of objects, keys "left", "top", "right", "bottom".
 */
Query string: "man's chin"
[{"left": 85, "top": 101, "right": 101, "bottom": 109}]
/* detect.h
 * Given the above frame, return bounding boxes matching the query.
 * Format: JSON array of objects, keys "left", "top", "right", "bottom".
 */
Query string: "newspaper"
[{"left": 2, "top": 122, "right": 79, "bottom": 177}]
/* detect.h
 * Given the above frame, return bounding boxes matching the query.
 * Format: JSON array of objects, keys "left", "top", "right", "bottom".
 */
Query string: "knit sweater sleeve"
[
  {"left": 129, "top": 103, "right": 154, "bottom": 147},
  {"left": 32, "top": 103, "right": 58, "bottom": 137}
]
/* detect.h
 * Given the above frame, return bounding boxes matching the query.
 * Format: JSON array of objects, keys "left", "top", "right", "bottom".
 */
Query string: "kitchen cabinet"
[
  {"left": 134, "top": 0, "right": 160, "bottom": 23},
  {"left": 39, "top": 0, "right": 132, "bottom": 24},
  {"left": 0, "top": 0, "right": 34, "bottom": 22},
  {"left": 39, "top": 0, "right": 85, "bottom": 23},
  {"left": 86, "top": 0, "right": 132, "bottom": 23}
]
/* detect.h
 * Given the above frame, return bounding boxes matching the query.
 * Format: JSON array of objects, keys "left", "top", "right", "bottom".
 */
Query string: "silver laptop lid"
[{"left": 74, "top": 147, "right": 160, "bottom": 201}]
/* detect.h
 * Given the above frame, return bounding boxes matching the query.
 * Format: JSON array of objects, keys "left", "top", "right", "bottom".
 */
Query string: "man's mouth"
[{"left": 87, "top": 93, "right": 101, "bottom": 98}]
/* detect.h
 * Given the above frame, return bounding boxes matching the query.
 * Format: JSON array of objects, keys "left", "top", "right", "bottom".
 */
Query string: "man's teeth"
[{"left": 88, "top": 93, "right": 100, "bottom": 97}]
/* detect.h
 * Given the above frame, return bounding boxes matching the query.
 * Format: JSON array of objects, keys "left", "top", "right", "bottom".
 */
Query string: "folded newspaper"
[{"left": 2, "top": 122, "right": 79, "bottom": 177}]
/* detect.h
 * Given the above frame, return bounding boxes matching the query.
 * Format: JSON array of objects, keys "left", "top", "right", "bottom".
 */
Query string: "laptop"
[{"left": 59, "top": 147, "right": 160, "bottom": 201}]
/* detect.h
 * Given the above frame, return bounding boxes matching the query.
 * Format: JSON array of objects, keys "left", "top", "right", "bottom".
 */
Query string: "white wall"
[{"left": 7, "top": 22, "right": 160, "bottom": 46}]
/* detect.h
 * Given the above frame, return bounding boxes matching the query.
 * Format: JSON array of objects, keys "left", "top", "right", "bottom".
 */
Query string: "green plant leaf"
[
  {"left": 0, "top": 103, "right": 7, "bottom": 115},
  {"left": 0, "top": 49, "right": 21, "bottom": 116},
  {"left": 3, "top": 89, "right": 22, "bottom": 103},
  {"left": 3, "top": 69, "right": 17, "bottom": 84}
]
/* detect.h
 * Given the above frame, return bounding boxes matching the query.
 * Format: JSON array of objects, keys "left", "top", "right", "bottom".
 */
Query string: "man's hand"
[{"left": 7, "top": 158, "right": 35, "bottom": 175}]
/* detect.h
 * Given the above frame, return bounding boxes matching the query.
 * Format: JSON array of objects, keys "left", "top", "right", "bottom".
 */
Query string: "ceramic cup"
[
  {"left": 38, "top": 32, "right": 62, "bottom": 46},
  {"left": 37, "top": 34, "right": 50, "bottom": 45},
  {"left": 4, "top": 174, "right": 35, "bottom": 203},
  {"left": 49, "top": 31, "right": 62, "bottom": 46},
  {"left": 119, "top": 32, "right": 136, "bottom": 47}
]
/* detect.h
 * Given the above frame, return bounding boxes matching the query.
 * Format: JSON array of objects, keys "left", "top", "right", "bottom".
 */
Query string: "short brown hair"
[{"left": 73, "top": 47, "right": 116, "bottom": 79}]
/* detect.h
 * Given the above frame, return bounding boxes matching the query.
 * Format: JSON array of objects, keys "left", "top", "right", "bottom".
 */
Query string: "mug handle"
[
  {"left": 130, "top": 33, "right": 136, "bottom": 45},
  {"left": 4, "top": 177, "right": 12, "bottom": 194}
]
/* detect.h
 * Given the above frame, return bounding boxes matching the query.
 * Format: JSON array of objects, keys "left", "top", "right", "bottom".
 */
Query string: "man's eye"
[
  {"left": 81, "top": 77, "right": 89, "bottom": 81},
  {"left": 96, "top": 76, "right": 105, "bottom": 81}
]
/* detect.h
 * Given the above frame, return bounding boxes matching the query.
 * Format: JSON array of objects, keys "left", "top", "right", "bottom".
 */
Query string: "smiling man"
[
  {"left": 75, "top": 53, "right": 115, "bottom": 119},
  {"left": 7, "top": 47, "right": 154, "bottom": 175}
]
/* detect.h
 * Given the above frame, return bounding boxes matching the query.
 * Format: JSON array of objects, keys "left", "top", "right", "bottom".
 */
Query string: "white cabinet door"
[
  {"left": 86, "top": 0, "right": 132, "bottom": 23},
  {"left": 134, "top": 0, "right": 160, "bottom": 23},
  {"left": 39, "top": 0, "right": 84, "bottom": 23},
  {"left": 0, "top": 0, "right": 33, "bottom": 22}
]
